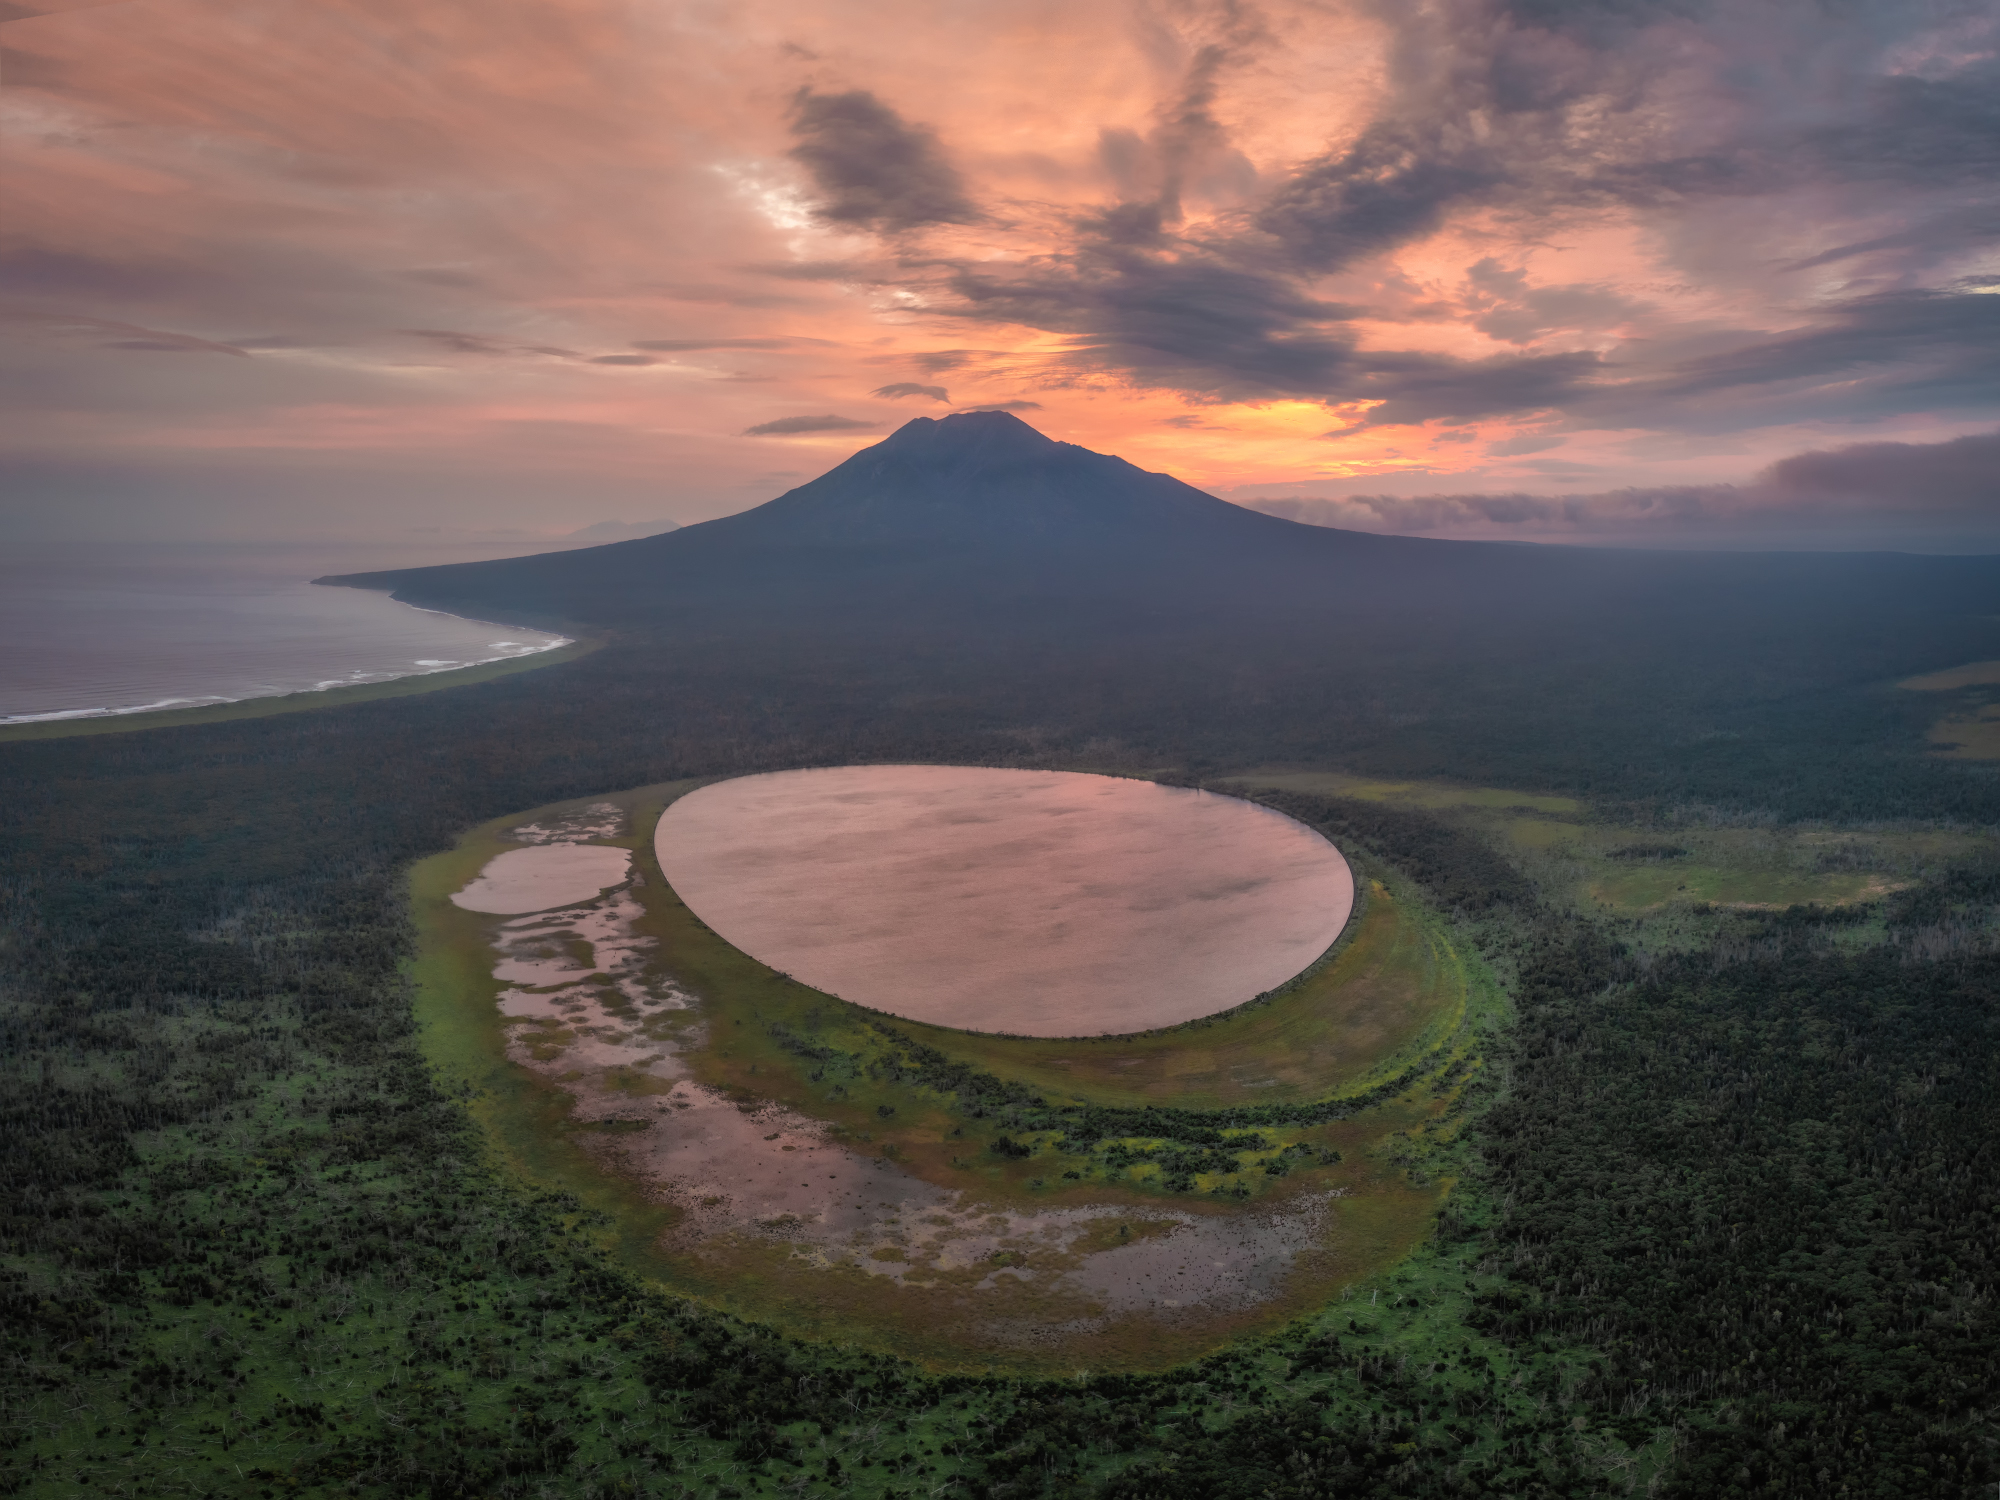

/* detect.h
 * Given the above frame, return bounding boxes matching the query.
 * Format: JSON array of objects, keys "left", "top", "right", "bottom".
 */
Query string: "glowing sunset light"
[{"left": 3, "top": 0, "right": 1996, "bottom": 551}]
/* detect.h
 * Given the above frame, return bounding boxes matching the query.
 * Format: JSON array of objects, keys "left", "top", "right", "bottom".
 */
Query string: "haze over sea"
[{"left": 0, "top": 543, "right": 567, "bottom": 725}]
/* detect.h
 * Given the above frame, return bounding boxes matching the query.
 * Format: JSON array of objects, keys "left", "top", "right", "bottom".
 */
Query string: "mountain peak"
[
  {"left": 877, "top": 409, "right": 1060, "bottom": 459},
  {"left": 706, "top": 409, "right": 1289, "bottom": 550}
]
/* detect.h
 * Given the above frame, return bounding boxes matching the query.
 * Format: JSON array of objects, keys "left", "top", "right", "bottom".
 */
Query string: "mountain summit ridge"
[
  {"left": 876, "top": 408, "right": 1066, "bottom": 457},
  {"left": 698, "top": 410, "right": 1295, "bottom": 548}
]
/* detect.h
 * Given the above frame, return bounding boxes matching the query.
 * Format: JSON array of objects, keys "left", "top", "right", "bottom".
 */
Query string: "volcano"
[
  {"left": 319, "top": 411, "right": 2000, "bottom": 658},
  {"left": 318, "top": 411, "right": 1319, "bottom": 620},
  {"left": 681, "top": 409, "right": 1298, "bottom": 548}
]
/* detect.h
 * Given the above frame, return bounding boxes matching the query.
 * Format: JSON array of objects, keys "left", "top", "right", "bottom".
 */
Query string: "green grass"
[
  {"left": 0, "top": 636, "right": 600, "bottom": 743},
  {"left": 1586, "top": 863, "right": 1888, "bottom": 910},
  {"left": 1221, "top": 769, "right": 1581, "bottom": 814},
  {"left": 1224, "top": 767, "right": 1930, "bottom": 913},
  {"left": 1487, "top": 817, "right": 1984, "bottom": 914},
  {"left": 1496, "top": 816, "right": 1586, "bottom": 850},
  {"left": 676, "top": 878, "right": 1462, "bottom": 1114}
]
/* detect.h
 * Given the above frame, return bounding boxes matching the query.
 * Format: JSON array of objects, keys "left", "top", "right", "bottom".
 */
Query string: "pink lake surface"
[{"left": 653, "top": 766, "right": 1353, "bottom": 1037}]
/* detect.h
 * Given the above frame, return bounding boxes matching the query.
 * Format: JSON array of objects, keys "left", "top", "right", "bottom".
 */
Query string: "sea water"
[{"left": 0, "top": 550, "right": 567, "bottom": 724}]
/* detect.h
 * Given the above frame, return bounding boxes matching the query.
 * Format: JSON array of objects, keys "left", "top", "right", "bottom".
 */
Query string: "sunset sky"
[{"left": 4, "top": 0, "right": 1998, "bottom": 556}]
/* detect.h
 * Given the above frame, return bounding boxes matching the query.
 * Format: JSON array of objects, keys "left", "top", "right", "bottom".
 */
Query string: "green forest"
[{"left": 2, "top": 602, "right": 1996, "bottom": 1499}]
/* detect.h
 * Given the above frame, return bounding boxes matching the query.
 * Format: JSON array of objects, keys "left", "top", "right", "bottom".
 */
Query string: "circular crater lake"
[{"left": 653, "top": 766, "right": 1354, "bottom": 1037}]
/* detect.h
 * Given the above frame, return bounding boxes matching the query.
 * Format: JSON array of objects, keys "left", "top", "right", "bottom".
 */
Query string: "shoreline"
[
  {"left": 0, "top": 626, "right": 598, "bottom": 744},
  {"left": 2, "top": 590, "right": 572, "bottom": 728},
  {"left": 1, "top": 624, "right": 580, "bottom": 732}
]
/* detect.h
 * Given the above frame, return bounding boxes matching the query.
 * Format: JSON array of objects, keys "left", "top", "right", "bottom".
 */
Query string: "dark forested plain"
[{"left": 4, "top": 414, "right": 1997, "bottom": 1498}]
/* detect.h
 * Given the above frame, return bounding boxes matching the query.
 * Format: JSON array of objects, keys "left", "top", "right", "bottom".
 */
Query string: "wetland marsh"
[{"left": 415, "top": 773, "right": 1473, "bottom": 1371}]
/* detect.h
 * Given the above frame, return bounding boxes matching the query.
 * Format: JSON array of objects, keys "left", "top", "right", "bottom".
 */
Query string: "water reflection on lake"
[{"left": 653, "top": 766, "right": 1353, "bottom": 1037}]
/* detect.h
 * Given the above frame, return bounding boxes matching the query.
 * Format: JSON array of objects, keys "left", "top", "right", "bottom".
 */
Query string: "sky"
[{"left": 4, "top": 0, "right": 1998, "bottom": 559}]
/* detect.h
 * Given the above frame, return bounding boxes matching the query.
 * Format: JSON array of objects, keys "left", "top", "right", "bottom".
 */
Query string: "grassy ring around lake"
[{"left": 409, "top": 774, "right": 1494, "bottom": 1371}]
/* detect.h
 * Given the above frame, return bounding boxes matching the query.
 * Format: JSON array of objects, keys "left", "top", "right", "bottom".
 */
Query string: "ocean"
[{"left": 0, "top": 549, "right": 568, "bottom": 725}]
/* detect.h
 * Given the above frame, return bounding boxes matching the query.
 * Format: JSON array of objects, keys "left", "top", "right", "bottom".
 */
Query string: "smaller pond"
[
  {"left": 452, "top": 843, "right": 633, "bottom": 914},
  {"left": 653, "top": 766, "right": 1353, "bottom": 1037}
]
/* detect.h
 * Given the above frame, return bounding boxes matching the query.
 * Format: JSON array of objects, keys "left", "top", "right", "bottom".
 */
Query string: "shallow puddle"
[{"left": 453, "top": 842, "right": 633, "bottom": 914}]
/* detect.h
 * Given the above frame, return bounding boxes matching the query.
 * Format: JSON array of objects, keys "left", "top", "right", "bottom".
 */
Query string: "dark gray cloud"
[
  {"left": 1780, "top": 206, "right": 2000, "bottom": 274},
  {"left": 787, "top": 88, "right": 978, "bottom": 233},
  {"left": 963, "top": 399, "right": 1042, "bottom": 411},
  {"left": 1810, "top": 57, "right": 2000, "bottom": 184},
  {"left": 741, "top": 414, "right": 877, "bottom": 436},
  {"left": 1461, "top": 259, "right": 1647, "bottom": 346},
  {"left": 1242, "top": 5, "right": 1653, "bottom": 278},
  {"left": 1344, "top": 349, "right": 1603, "bottom": 427},
  {"left": 878, "top": 6, "right": 1729, "bottom": 416},
  {"left": 402, "top": 328, "right": 515, "bottom": 355},
  {"left": 0, "top": 246, "right": 215, "bottom": 302},
  {"left": 0, "top": 39, "right": 71, "bottom": 88},
  {"left": 1302, "top": 4, "right": 1997, "bottom": 269},
  {"left": 871, "top": 381, "right": 949, "bottom": 401},
  {"left": 1759, "top": 429, "right": 2000, "bottom": 514},
  {"left": 930, "top": 224, "right": 1607, "bottom": 416},
  {"left": 947, "top": 251, "right": 1361, "bottom": 400},
  {"left": 1094, "top": 5, "right": 1266, "bottom": 229},
  {"left": 403, "top": 329, "right": 611, "bottom": 361},
  {"left": 1493, "top": 0, "right": 1713, "bottom": 38},
  {"left": 1651, "top": 289, "right": 2000, "bottom": 413},
  {"left": 908, "top": 349, "right": 985, "bottom": 374},
  {"left": 1243, "top": 428, "right": 2000, "bottom": 544},
  {"left": 1242, "top": 10, "right": 1771, "bottom": 281},
  {"left": 888, "top": 0, "right": 1997, "bottom": 433},
  {"left": 1256, "top": 121, "right": 1499, "bottom": 274}
]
